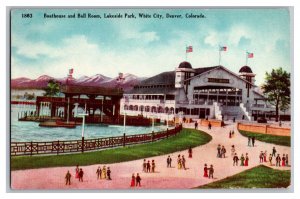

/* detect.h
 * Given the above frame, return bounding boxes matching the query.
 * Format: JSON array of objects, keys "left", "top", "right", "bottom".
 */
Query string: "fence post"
[
  {"left": 265, "top": 125, "right": 268, "bottom": 134},
  {"left": 123, "top": 133, "right": 126, "bottom": 147},
  {"left": 82, "top": 137, "right": 85, "bottom": 153},
  {"left": 30, "top": 141, "right": 33, "bottom": 156},
  {"left": 166, "top": 128, "right": 169, "bottom": 138},
  {"left": 152, "top": 131, "right": 154, "bottom": 142},
  {"left": 57, "top": 140, "right": 59, "bottom": 155}
]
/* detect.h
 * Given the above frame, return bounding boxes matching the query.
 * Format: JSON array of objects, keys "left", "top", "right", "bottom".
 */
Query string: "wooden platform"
[{"left": 39, "top": 121, "right": 77, "bottom": 128}]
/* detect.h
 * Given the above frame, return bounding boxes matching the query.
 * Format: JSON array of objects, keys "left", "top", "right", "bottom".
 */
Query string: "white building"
[{"left": 120, "top": 61, "right": 278, "bottom": 121}]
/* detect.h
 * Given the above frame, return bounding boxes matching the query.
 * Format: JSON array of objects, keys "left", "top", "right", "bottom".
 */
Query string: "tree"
[
  {"left": 44, "top": 79, "right": 60, "bottom": 97},
  {"left": 262, "top": 67, "right": 290, "bottom": 122}
]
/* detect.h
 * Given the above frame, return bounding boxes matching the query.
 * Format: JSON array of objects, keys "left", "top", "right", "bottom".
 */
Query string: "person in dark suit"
[
  {"left": 221, "top": 146, "right": 226, "bottom": 158},
  {"left": 208, "top": 165, "right": 214, "bottom": 179},
  {"left": 151, "top": 160, "right": 156, "bottom": 173},
  {"left": 208, "top": 122, "right": 212, "bottom": 130},
  {"left": 143, "top": 159, "right": 147, "bottom": 172},
  {"left": 195, "top": 121, "right": 199, "bottom": 130},
  {"left": 136, "top": 173, "right": 141, "bottom": 187},
  {"left": 96, "top": 166, "right": 102, "bottom": 179},
  {"left": 251, "top": 136, "right": 255, "bottom": 147},
  {"left": 188, "top": 146, "right": 193, "bottom": 158},
  {"left": 146, "top": 160, "right": 151, "bottom": 172},
  {"left": 259, "top": 151, "right": 264, "bottom": 163},
  {"left": 65, "top": 170, "right": 71, "bottom": 185},
  {"left": 107, "top": 167, "right": 112, "bottom": 180},
  {"left": 217, "top": 144, "right": 221, "bottom": 158},
  {"left": 79, "top": 168, "right": 84, "bottom": 182},
  {"left": 182, "top": 155, "right": 186, "bottom": 170},
  {"left": 276, "top": 154, "right": 281, "bottom": 167},
  {"left": 233, "top": 153, "right": 239, "bottom": 166},
  {"left": 167, "top": 155, "right": 172, "bottom": 168}
]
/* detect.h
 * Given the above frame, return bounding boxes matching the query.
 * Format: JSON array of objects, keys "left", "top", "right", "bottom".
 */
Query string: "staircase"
[
  {"left": 220, "top": 104, "right": 252, "bottom": 121},
  {"left": 213, "top": 102, "right": 222, "bottom": 120}
]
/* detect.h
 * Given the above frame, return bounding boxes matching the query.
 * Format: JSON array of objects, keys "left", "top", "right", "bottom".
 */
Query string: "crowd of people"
[
  {"left": 63, "top": 121, "right": 289, "bottom": 188},
  {"left": 142, "top": 159, "right": 156, "bottom": 173},
  {"left": 232, "top": 153, "right": 249, "bottom": 166},
  {"left": 177, "top": 154, "right": 187, "bottom": 170},
  {"left": 65, "top": 165, "right": 112, "bottom": 185},
  {"left": 217, "top": 144, "right": 227, "bottom": 158},
  {"left": 260, "top": 147, "right": 289, "bottom": 167},
  {"left": 130, "top": 173, "right": 142, "bottom": 187},
  {"left": 247, "top": 136, "right": 256, "bottom": 147},
  {"left": 96, "top": 165, "right": 112, "bottom": 180},
  {"left": 203, "top": 164, "right": 214, "bottom": 179}
]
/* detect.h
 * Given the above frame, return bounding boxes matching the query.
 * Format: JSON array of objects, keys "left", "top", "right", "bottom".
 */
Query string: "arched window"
[
  {"left": 151, "top": 106, "right": 157, "bottom": 113},
  {"left": 140, "top": 105, "right": 144, "bottom": 111},
  {"left": 165, "top": 107, "right": 169, "bottom": 113},
  {"left": 129, "top": 105, "right": 133, "bottom": 111}
]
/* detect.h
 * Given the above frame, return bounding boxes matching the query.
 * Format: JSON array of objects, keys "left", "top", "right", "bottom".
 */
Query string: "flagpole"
[
  {"left": 218, "top": 46, "right": 221, "bottom": 65},
  {"left": 245, "top": 51, "right": 248, "bottom": 65},
  {"left": 185, "top": 45, "right": 187, "bottom": 61}
]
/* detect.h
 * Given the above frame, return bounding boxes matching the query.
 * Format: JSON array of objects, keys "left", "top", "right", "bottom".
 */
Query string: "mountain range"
[{"left": 11, "top": 73, "right": 145, "bottom": 91}]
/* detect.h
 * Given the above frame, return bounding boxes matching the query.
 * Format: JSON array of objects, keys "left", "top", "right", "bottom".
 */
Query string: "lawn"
[
  {"left": 239, "top": 130, "right": 290, "bottom": 146},
  {"left": 196, "top": 165, "right": 291, "bottom": 189},
  {"left": 11, "top": 128, "right": 212, "bottom": 171}
]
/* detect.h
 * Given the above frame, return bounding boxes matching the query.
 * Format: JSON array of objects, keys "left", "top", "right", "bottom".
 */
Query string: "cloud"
[
  {"left": 11, "top": 22, "right": 290, "bottom": 86},
  {"left": 12, "top": 38, "right": 59, "bottom": 59},
  {"left": 123, "top": 30, "right": 160, "bottom": 43},
  {"left": 204, "top": 32, "right": 219, "bottom": 46}
]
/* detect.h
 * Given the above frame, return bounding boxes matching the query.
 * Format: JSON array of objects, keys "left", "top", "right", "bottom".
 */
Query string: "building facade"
[{"left": 120, "top": 61, "right": 276, "bottom": 121}]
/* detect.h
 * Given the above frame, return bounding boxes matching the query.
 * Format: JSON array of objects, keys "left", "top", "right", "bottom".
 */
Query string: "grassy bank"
[
  {"left": 11, "top": 128, "right": 212, "bottom": 171},
  {"left": 196, "top": 165, "right": 291, "bottom": 189},
  {"left": 239, "top": 130, "right": 290, "bottom": 146}
]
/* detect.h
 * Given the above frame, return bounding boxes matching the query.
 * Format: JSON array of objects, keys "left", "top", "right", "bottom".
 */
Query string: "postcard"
[{"left": 10, "top": 7, "right": 292, "bottom": 191}]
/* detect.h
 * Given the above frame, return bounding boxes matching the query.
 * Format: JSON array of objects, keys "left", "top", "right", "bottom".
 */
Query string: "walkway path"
[{"left": 11, "top": 122, "right": 291, "bottom": 189}]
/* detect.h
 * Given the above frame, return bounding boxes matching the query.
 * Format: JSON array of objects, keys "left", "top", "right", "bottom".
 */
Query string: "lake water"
[{"left": 11, "top": 105, "right": 165, "bottom": 142}]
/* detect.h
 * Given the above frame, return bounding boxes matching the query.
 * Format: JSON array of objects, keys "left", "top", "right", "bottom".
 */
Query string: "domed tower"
[
  {"left": 239, "top": 65, "right": 256, "bottom": 98},
  {"left": 175, "top": 61, "right": 195, "bottom": 88},
  {"left": 239, "top": 65, "right": 255, "bottom": 84}
]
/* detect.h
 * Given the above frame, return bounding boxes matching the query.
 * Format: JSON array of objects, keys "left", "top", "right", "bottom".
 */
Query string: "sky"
[{"left": 11, "top": 8, "right": 291, "bottom": 85}]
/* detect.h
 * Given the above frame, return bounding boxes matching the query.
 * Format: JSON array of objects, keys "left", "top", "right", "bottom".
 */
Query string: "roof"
[
  {"left": 184, "top": 65, "right": 256, "bottom": 87},
  {"left": 253, "top": 90, "right": 265, "bottom": 98},
  {"left": 239, "top": 65, "right": 253, "bottom": 73},
  {"left": 138, "top": 66, "right": 218, "bottom": 86},
  {"left": 178, "top": 61, "right": 192, "bottom": 69},
  {"left": 60, "top": 85, "right": 123, "bottom": 96},
  {"left": 138, "top": 71, "right": 175, "bottom": 86},
  {"left": 194, "top": 66, "right": 219, "bottom": 75}
]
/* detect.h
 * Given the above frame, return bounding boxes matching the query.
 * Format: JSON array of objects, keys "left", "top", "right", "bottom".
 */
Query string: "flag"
[
  {"left": 69, "top": 68, "right": 74, "bottom": 74},
  {"left": 247, "top": 52, "right": 254, "bottom": 58},
  {"left": 219, "top": 46, "right": 227, "bottom": 51},
  {"left": 186, "top": 46, "right": 193, "bottom": 53}
]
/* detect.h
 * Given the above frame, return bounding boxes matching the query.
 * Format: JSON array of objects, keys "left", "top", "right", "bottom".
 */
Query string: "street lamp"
[
  {"left": 101, "top": 97, "right": 104, "bottom": 123},
  {"left": 152, "top": 114, "right": 155, "bottom": 132},
  {"left": 166, "top": 112, "right": 169, "bottom": 129},
  {"left": 78, "top": 112, "right": 88, "bottom": 153},
  {"left": 123, "top": 109, "right": 126, "bottom": 134}
]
